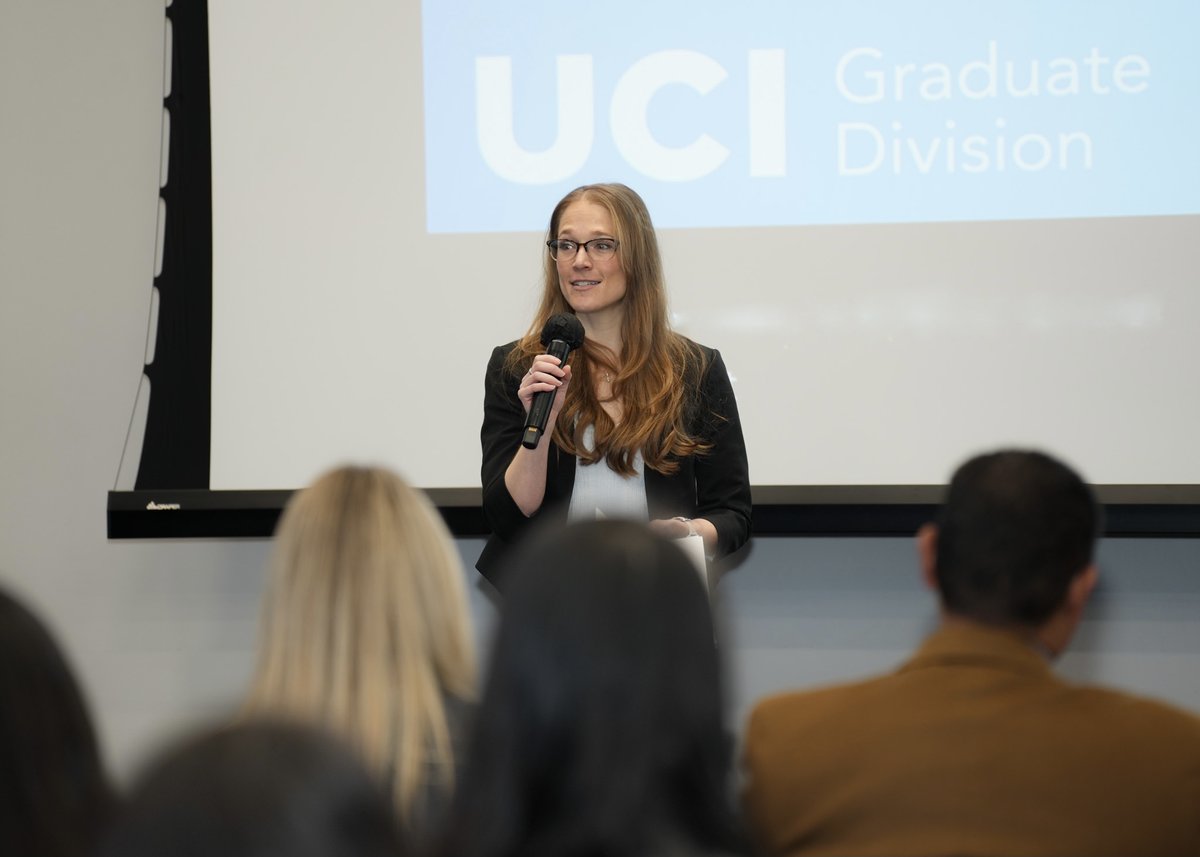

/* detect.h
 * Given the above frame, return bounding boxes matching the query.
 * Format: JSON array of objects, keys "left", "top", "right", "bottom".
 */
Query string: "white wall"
[{"left": 1, "top": 0, "right": 1197, "bottom": 783}]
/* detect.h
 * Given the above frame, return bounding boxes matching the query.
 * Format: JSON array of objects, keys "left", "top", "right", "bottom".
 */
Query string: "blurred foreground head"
[
  {"left": 445, "top": 519, "right": 745, "bottom": 857},
  {"left": 925, "top": 449, "right": 1100, "bottom": 628},
  {"left": 0, "top": 586, "right": 114, "bottom": 857},
  {"left": 97, "top": 721, "right": 403, "bottom": 857}
]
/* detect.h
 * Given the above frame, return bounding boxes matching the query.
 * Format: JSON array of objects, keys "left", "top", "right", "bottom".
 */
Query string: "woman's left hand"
[{"left": 649, "top": 516, "right": 717, "bottom": 556}]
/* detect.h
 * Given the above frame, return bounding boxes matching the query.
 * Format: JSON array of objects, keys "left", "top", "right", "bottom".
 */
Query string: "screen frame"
[{"left": 107, "top": 0, "right": 1200, "bottom": 540}]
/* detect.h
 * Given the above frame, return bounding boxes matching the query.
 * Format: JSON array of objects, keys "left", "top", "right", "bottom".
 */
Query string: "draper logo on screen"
[{"left": 421, "top": 1, "right": 1198, "bottom": 232}]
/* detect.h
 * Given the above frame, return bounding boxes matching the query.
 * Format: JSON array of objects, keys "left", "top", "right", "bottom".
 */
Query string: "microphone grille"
[{"left": 541, "top": 313, "right": 586, "bottom": 349}]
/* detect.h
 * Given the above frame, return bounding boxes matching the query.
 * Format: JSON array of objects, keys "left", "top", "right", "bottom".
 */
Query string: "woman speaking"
[{"left": 478, "top": 183, "right": 751, "bottom": 587}]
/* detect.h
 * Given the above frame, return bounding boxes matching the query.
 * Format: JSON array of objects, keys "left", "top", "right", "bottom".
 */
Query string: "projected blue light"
[{"left": 422, "top": 0, "right": 1199, "bottom": 232}]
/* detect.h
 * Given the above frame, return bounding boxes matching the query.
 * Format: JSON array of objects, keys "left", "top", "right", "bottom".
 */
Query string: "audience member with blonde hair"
[{"left": 244, "top": 465, "right": 476, "bottom": 850}]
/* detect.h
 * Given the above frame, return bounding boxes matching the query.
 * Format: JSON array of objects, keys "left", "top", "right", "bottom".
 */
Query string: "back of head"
[
  {"left": 97, "top": 720, "right": 403, "bottom": 857},
  {"left": 0, "top": 586, "right": 113, "bottom": 857},
  {"left": 447, "top": 520, "right": 741, "bottom": 857},
  {"left": 935, "top": 449, "right": 1100, "bottom": 627},
  {"left": 246, "top": 465, "right": 476, "bottom": 824}
]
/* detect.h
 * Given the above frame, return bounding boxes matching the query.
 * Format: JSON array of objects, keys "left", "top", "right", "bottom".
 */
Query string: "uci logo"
[{"left": 475, "top": 49, "right": 788, "bottom": 184}]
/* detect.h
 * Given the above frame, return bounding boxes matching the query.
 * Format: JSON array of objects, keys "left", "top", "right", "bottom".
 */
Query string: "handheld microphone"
[{"left": 522, "top": 313, "right": 586, "bottom": 450}]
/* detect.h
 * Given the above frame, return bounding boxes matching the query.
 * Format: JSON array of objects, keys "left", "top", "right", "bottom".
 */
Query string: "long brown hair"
[{"left": 506, "top": 183, "right": 711, "bottom": 475}]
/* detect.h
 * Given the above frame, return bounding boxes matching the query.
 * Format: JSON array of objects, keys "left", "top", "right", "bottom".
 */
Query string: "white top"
[{"left": 568, "top": 423, "right": 648, "bottom": 522}]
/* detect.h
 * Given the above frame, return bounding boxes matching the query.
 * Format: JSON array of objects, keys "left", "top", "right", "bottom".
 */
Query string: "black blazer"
[{"left": 477, "top": 339, "right": 752, "bottom": 588}]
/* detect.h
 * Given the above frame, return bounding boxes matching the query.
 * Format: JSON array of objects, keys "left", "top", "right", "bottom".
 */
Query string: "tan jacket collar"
[{"left": 899, "top": 621, "right": 1056, "bottom": 680}]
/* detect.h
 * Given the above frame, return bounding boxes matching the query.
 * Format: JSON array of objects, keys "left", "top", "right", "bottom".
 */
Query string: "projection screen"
[{"left": 203, "top": 0, "right": 1200, "bottom": 497}]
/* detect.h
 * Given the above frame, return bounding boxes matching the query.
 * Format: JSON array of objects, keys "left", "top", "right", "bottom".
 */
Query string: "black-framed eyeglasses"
[{"left": 546, "top": 237, "right": 619, "bottom": 261}]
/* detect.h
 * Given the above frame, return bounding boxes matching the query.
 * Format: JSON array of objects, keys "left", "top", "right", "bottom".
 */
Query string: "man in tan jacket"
[{"left": 742, "top": 449, "right": 1200, "bottom": 857}]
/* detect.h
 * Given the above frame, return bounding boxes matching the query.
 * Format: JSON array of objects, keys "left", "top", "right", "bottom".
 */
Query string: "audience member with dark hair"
[
  {"left": 96, "top": 720, "right": 404, "bottom": 857},
  {"left": 0, "top": 586, "right": 115, "bottom": 857},
  {"left": 742, "top": 449, "right": 1200, "bottom": 857},
  {"left": 243, "top": 464, "right": 477, "bottom": 849},
  {"left": 443, "top": 519, "right": 747, "bottom": 857},
  {"left": 933, "top": 448, "right": 1099, "bottom": 627}
]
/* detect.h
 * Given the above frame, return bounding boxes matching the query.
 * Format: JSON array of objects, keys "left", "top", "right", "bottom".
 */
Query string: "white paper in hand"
[{"left": 675, "top": 533, "right": 709, "bottom": 593}]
